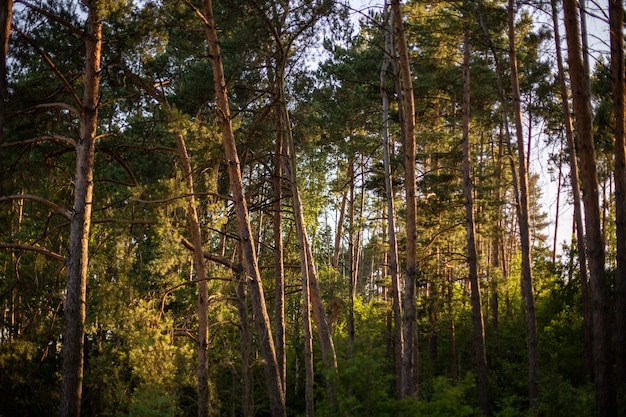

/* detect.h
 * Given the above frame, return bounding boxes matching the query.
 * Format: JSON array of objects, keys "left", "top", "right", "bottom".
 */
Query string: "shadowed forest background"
[{"left": 0, "top": 0, "right": 625, "bottom": 416}]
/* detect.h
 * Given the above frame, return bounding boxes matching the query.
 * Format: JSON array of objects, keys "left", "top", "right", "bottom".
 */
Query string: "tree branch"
[
  {"left": 0, "top": 242, "right": 65, "bottom": 262},
  {"left": 0, "top": 134, "right": 76, "bottom": 148},
  {"left": 0, "top": 194, "right": 72, "bottom": 219}
]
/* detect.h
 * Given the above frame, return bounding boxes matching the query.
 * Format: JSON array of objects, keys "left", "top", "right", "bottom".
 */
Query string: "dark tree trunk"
[
  {"left": 550, "top": 0, "right": 593, "bottom": 380},
  {"left": 60, "top": 3, "right": 101, "bottom": 417},
  {"left": 273, "top": 119, "right": 286, "bottom": 393},
  {"left": 0, "top": 0, "right": 11, "bottom": 142},
  {"left": 380, "top": 1, "right": 404, "bottom": 396},
  {"left": 461, "top": 16, "right": 490, "bottom": 415},
  {"left": 391, "top": 0, "right": 419, "bottom": 399},
  {"left": 563, "top": 0, "right": 616, "bottom": 415},
  {"left": 609, "top": 0, "right": 626, "bottom": 406},
  {"left": 236, "top": 264, "right": 254, "bottom": 417},
  {"left": 508, "top": 0, "right": 539, "bottom": 406}
]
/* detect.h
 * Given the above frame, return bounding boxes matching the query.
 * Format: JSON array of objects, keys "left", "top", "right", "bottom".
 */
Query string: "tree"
[
  {"left": 507, "top": 0, "right": 538, "bottom": 406},
  {"left": 391, "top": 0, "right": 419, "bottom": 399},
  {"left": 562, "top": 0, "right": 615, "bottom": 415},
  {"left": 550, "top": 0, "right": 592, "bottom": 380},
  {"left": 380, "top": 0, "right": 404, "bottom": 399},
  {"left": 199, "top": 1, "right": 286, "bottom": 416},
  {"left": 59, "top": 2, "right": 102, "bottom": 415},
  {"left": 609, "top": 0, "right": 626, "bottom": 403},
  {"left": 0, "top": 0, "right": 11, "bottom": 141},
  {"left": 461, "top": 7, "right": 489, "bottom": 414}
]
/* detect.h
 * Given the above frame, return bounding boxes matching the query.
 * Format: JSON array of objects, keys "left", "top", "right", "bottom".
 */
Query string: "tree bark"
[
  {"left": 550, "top": 0, "right": 593, "bottom": 380},
  {"left": 60, "top": 3, "right": 101, "bottom": 416},
  {"left": 201, "top": 2, "right": 286, "bottom": 416},
  {"left": 609, "top": 0, "right": 626, "bottom": 404},
  {"left": 380, "top": 0, "right": 404, "bottom": 398},
  {"left": 508, "top": 0, "right": 539, "bottom": 406},
  {"left": 236, "top": 261, "right": 255, "bottom": 417},
  {"left": 461, "top": 16, "right": 490, "bottom": 415},
  {"left": 391, "top": 0, "right": 419, "bottom": 399},
  {"left": 273, "top": 118, "right": 286, "bottom": 393},
  {"left": 562, "top": 0, "right": 615, "bottom": 415}
]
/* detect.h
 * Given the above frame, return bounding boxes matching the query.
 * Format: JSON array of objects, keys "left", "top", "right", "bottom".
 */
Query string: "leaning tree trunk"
[
  {"left": 508, "top": 0, "right": 539, "bottom": 406},
  {"left": 380, "top": 0, "right": 404, "bottom": 399},
  {"left": 201, "top": 2, "right": 286, "bottom": 416},
  {"left": 609, "top": 0, "right": 626, "bottom": 403},
  {"left": 461, "top": 15, "right": 490, "bottom": 415},
  {"left": 60, "top": 3, "right": 101, "bottom": 417},
  {"left": 550, "top": 0, "right": 593, "bottom": 380},
  {"left": 391, "top": 0, "right": 419, "bottom": 399},
  {"left": 563, "top": 0, "right": 615, "bottom": 415}
]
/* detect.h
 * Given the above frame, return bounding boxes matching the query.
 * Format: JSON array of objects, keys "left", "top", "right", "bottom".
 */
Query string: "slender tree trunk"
[
  {"left": 236, "top": 263, "right": 254, "bottom": 417},
  {"left": 550, "top": 0, "right": 593, "bottom": 380},
  {"left": 60, "top": 4, "right": 101, "bottom": 416},
  {"left": 461, "top": 17, "right": 490, "bottom": 415},
  {"left": 380, "top": 1, "right": 404, "bottom": 396},
  {"left": 201, "top": 2, "right": 286, "bottom": 415},
  {"left": 507, "top": 0, "right": 539, "bottom": 406},
  {"left": 391, "top": 0, "right": 418, "bottom": 399},
  {"left": 563, "top": 1, "right": 615, "bottom": 415},
  {"left": 610, "top": 0, "right": 626, "bottom": 405},
  {"left": 273, "top": 119, "right": 287, "bottom": 393}
]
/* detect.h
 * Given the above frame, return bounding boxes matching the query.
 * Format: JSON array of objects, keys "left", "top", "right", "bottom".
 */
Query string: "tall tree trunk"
[
  {"left": 609, "top": 0, "right": 626, "bottom": 405},
  {"left": 60, "top": 3, "right": 101, "bottom": 416},
  {"left": 508, "top": 0, "right": 539, "bottom": 406},
  {"left": 273, "top": 119, "right": 287, "bottom": 393},
  {"left": 550, "top": 0, "right": 593, "bottom": 380},
  {"left": 562, "top": 1, "right": 615, "bottom": 415},
  {"left": 380, "top": 1, "right": 404, "bottom": 396},
  {"left": 201, "top": 2, "right": 286, "bottom": 416},
  {"left": 391, "top": 0, "right": 419, "bottom": 399},
  {"left": 281, "top": 76, "right": 338, "bottom": 406},
  {"left": 461, "top": 17, "right": 490, "bottom": 415}
]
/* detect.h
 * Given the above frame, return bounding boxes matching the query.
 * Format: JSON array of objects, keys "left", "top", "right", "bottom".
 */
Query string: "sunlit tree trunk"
[
  {"left": 380, "top": 1, "right": 404, "bottom": 396},
  {"left": 461, "top": 16, "right": 490, "bottom": 415},
  {"left": 60, "top": 3, "right": 101, "bottom": 416},
  {"left": 550, "top": 0, "right": 593, "bottom": 380},
  {"left": 508, "top": 0, "right": 539, "bottom": 406},
  {"left": 273, "top": 118, "right": 287, "bottom": 393},
  {"left": 609, "top": 0, "right": 626, "bottom": 403},
  {"left": 391, "top": 0, "right": 419, "bottom": 399},
  {"left": 563, "top": 0, "right": 615, "bottom": 415},
  {"left": 201, "top": 2, "right": 286, "bottom": 415}
]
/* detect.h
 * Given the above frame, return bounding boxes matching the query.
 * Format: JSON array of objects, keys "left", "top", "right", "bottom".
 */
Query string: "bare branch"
[
  {"left": 0, "top": 242, "right": 65, "bottom": 262},
  {"left": 0, "top": 134, "right": 76, "bottom": 148},
  {"left": 130, "top": 192, "right": 232, "bottom": 205},
  {"left": 0, "top": 194, "right": 72, "bottom": 219}
]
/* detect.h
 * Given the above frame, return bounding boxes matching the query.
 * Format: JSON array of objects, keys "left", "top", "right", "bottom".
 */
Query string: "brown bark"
[
  {"left": 236, "top": 262, "right": 255, "bottom": 417},
  {"left": 461, "top": 18, "right": 490, "bottom": 415},
  {"left": 609, "top": 0, "right": 626, "bottom": 403},
  {"left": 273, "top": 120, "right": 286, "bottom": 392},
  {"left": 380, "top": 0, "right": 404, "bottom": 398},
  {"left": 508, "top": 1, "right": 539, "bottom": 406},
  {"left": 201, "top": 2, "right": 286, "bottom": 416},
  {"left": 60, "top": 3, "right": 101, "bottom": 416},
  {"left": 332, "top": 190, "right": 347, "bottom": 269},
  {"left": 550, "top": 0, "right": 593, "bottom": 380},
  {"left": 562, "top": 0, "right": 615, "bottom": 415},
  {"left": 391, "top": 0, "right": 418, "bottom": 399}
]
